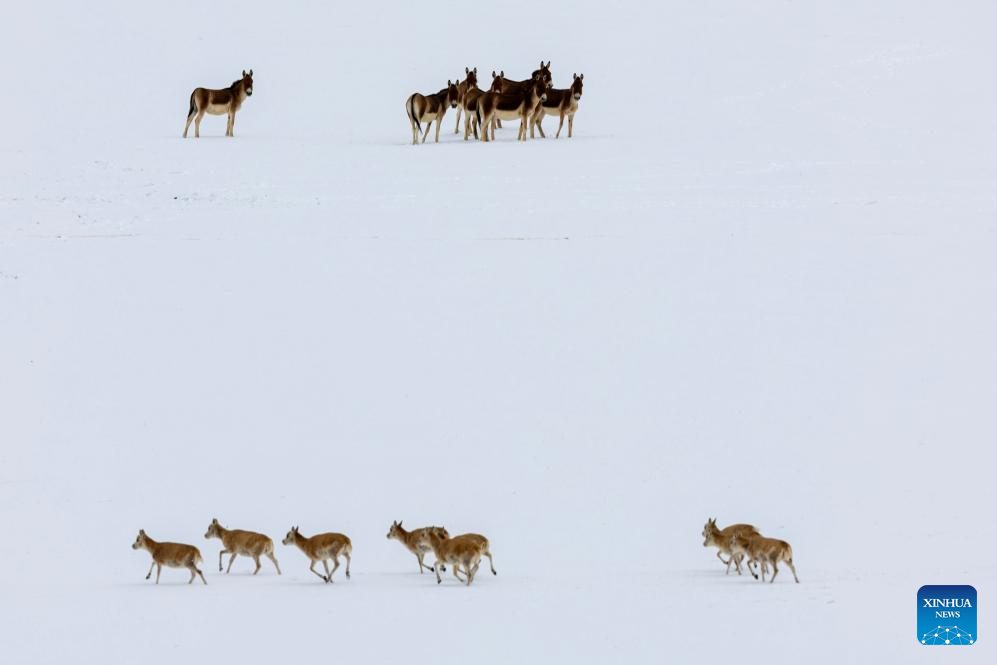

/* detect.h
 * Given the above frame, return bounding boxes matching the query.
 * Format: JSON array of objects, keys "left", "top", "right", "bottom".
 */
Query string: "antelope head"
[
  {"left": 386, "top": 520, "right": 404, "bottom": 539},
  {"left": 204, "top": 518, "right": 223, "bottom": 540},
  {"left": 282, "top": 526, "right": 300, "bottom": 546},
  {"left": 132, "top": 529, "right": 148, "bottom": 550}
]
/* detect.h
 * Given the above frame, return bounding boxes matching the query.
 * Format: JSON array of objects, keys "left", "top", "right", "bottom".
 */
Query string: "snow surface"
[{"left": 1, "top": 0, "right": 996, "bottom": 662}]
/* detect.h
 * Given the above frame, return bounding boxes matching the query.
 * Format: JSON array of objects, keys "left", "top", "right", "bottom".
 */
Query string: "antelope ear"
[
  {"left": 398, "top": 520, "right": 403, "bottom": 527},
  {"left": 139, "top": 529, "right": 145, "bottom": 535},
  {"left": 212, "top": 517, "right": 218, "bottom": 524}
]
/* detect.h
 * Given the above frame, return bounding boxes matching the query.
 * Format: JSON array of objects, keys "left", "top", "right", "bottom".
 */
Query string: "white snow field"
[{"left": 1, "top": 0, "right": 996, "bottom": 662}]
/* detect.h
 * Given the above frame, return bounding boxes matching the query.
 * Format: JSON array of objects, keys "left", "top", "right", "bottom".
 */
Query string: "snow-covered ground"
[{"left": 1, "top": 1, "right": 995, "bottom": 662}]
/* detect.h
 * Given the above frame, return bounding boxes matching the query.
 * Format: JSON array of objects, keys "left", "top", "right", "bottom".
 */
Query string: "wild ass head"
[
  {"left": 445, "top": 79, "right": 459, "bottom": 108},
  {"left": 241, "top": 69, "right": 254, "bottom": 96},
  {"left": 532, "top": 60, "right": 552, "bottom": 83},
  {"left": 571, "top": 73, "right": 584, "bottom": 100},
  {"left": 464, "top": 67, "right": 478, "bottom": 90}
]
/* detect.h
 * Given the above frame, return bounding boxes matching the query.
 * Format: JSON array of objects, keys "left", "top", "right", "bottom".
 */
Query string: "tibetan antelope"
[
  {"left": 729, "top": 532, "right": 800, "bottom": 583},
  {"left": 132, "top": 529, "right": 207, "bottom": 585},
  {"left": 702, "top": 518, "right": 760, "bottom": 575},
  {"left": 183, "top": 70, "right": 253, "bottom": 138},
  {"left": 282, "top": 526, "right": 352, "bottom": 583},
  {"left": 405, "top": 79, "right": 460, "bottom": 145},
  {"left": 453, "top": 67, "right": 478, "bottom": 134},
  {"left": 386, "top": 520, "right": 449, "bottom": 573},
  {"left": 477, "top": 76, "right": 550, "bottom": 142},
  {"left": 531, "top": 73, "right": 584, "bottom": 139},
  {"left": 425, "top": 527, "right": 497, "bottom": 586},
  {"left": 204, "top": 517, "right": 281, "bottom": 575}
]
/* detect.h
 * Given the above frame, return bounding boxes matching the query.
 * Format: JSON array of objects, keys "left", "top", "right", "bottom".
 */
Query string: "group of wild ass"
[
  {"left": 701, "top": 518, "right": 800, "bottom": 583},
  {"left": 131, "top": 518, "right": 496, "bottom": 587},
  {"left": 405, "top": 61, "right": 584, "bottom": 145}
]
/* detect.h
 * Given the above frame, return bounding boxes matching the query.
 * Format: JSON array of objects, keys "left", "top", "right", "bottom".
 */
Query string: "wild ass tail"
[
  {"left": 406, "top": 95, "right": 419, "bottom": 130},
  {"left": 187, "top": 91, "right": 196, "bottom": 118}
]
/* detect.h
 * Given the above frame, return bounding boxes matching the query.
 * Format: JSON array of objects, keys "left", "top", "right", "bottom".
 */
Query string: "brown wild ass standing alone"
[
  {"left": 729, "top": 531, "right": 800, "bottom": 583},
  {"left": 132, "top": 529, "right": 207, "bottom": 585},
  {"left": 477, "top": 75, "right": 550, "bottom": 142},
  {"left": 183, "top": 70, "right": 253, "bottom": 138},
  {"left": 282, "top": 526, "right": 352, "bottom": 583},
  {"left": 386, "top": 520, "right": 450, "bottom": 573},
  {"left": 425, "top": 527, "right": 497, "bottom": 586},
  {"left": 204, "top": 517, "right": 281, "bottom": 575},
  {"left": 531, "top": 73, "right": 584, "bottom": 139},
  {"left": 405, "top": 79, "right": 460, "bottom": 145},
  {"left": 702, "top": 518, "right": 760, "bottom": 575}
]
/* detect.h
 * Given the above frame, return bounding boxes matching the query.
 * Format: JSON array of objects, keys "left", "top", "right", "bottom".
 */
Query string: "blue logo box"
[{"left": 918, "top": 585, "right": 976, "bottom": 645}]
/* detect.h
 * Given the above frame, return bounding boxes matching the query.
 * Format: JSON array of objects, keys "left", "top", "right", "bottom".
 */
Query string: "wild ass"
[
  {"left": 405, "top": 79, "right": 460, "bottom": 145},
  {"left": 729, "top": 532, "right": 800, "bottom": 583},
  {"left": 457, "top": 69, "right": 487, "bottom": 140},
  {"left": 282, "top": 526, "right": 352, "bottom": 583},
  {"left": 387, "top": 520, "right": 450, "bottom": 573},
  {"left": 425, "top": 527, "right": 497, "bottom": 586},
  {"left": 204, "top": 517, "right": 281, "bottom": 575},
  {"left": 132, "top": 529, "right": 207, "bottom": 585},
  {"left": 183, "top": 70, "right": 253, "bottom": 138},
  {"left": 490, "top": 63, "right": 551, "bottom": 129},
  {"left": 477, "top": 76, "right": 549, "bottom": 142},
  {"left": 453, "top": 67, "right": 478, "bottom": 134},
  {"left": 531, "top": 73, "right": 584, "bottom": 138},
  {"left": 702, "top": 518, "right": 760, "bottom": 575}
]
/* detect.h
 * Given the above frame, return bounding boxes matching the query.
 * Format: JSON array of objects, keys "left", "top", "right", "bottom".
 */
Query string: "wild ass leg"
[
  {"left": 194, "top": 109, "right": 206, "bottom": 138},
  {"left": 556, "top": 112, "right": 566, "bottom": 139},
  {"left": 183, "top": 111, "right": 196, "bottom": 138},
  {"left": 454, "top": 107, "right": 462, "bottom": 134},
  {"left": 568, "top": 113, "right": 575, "bottom": 138},
  {"left": 421, "top": 121, "right": 432, "bottom": 144},
  {"left": 434, "top": 116, "right": 442, "bottom": 143}
]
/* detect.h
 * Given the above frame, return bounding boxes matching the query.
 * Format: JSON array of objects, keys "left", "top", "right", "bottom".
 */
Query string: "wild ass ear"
[
  {"left": 242, "top": 70, "right": 246, "bottom": 77},
  {"left": 465, "top": 67, "right": 470, "bottom": 74},
  {"left": 545, "top": 60, "right": 551, "bottom": 68},
  {"left": 474, "top": 67, "right": 478, "bottom": 73},
  {"left": 500, "top": 70, "right": 505, "bottom": 77},
  {"left": 249, "top": 69, "right": 253, "bottom": 76},
  {"left": 580, "top": 73, "right": 583, "bottom": 80}
]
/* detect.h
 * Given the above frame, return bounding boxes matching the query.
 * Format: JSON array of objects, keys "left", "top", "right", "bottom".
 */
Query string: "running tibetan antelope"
[
  {"left": 204, "top": 517, "right": 281, "bottom": 575},
  {"left": 729, "top": 531, "right": 800, "bottom": 583},
  {"left": 405, "top": 79, "right": 460, "bottom": 145},
  {"left": 282, "top": 526, "right": 352, "bottom": 583},
  {"left": 531, "top": 73, "right": 584, "bottom": 139},
  {"left": 183, "top": 70, "right": 254, "bottom": 138},
  {"left": 132, "top": 529, "right": 207, "bottom": 585},
  {"left": 425, "top": 526, "right": 497, "bottom": 586},
  {"left": 387, "top": 520, "right": 449, "bottom": 573},
  {"left": 477, "top": 75, "right": 549, "bottom": 142},
  {"left": 702, "top": 518, "right": 760, "bottom": 575}
]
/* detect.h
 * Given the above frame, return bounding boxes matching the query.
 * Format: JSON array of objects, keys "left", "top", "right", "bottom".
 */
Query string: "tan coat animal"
[
  {"left": 453, "top": 67, "right": 478, "bottom": 134},
  {"left": 282, "top": 526, "right": 352, "bottom": 583},
  {"left": 702, "top": 518, "right": 760, "bottom": 575},
  {"left": 405, "top": 80, "right": 460, "bottom": 145},
  {"left": 530, "top": 73, "right": 584, "bottom": 139},
  {"left": 183, "top": 70, "right": 254, "bottom": 138},
  {"left": 729, "top": 532, "right": 800, "bottom": 583},
  {"left": 132, "top": 529, "right": 207, "bottom": 585},
  {"left": 204, "top": 517, "right": 281, "bottom": 575},
  {"left": 425, "top": 527, "right": 497, "bottom": 586},
  {"left": 477, "top": 76, "right": 549, "bottom": 142},
  {"left": 457, "top": 70, "right": 487, "bottom": 140},
  {"left": 386, "top": 520, "right": 450, "bottom": 573}
]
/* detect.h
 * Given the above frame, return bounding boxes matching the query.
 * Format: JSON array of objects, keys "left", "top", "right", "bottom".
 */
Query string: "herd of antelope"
[
  {"left": 131, "top": 518, "right": 497, "bottom": 587},
  {"left": 701, "top": 518, "right": 800, "bottom": 583},
  {"left": 405, "top": 61, "right": 584, "bottom": 145}
]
